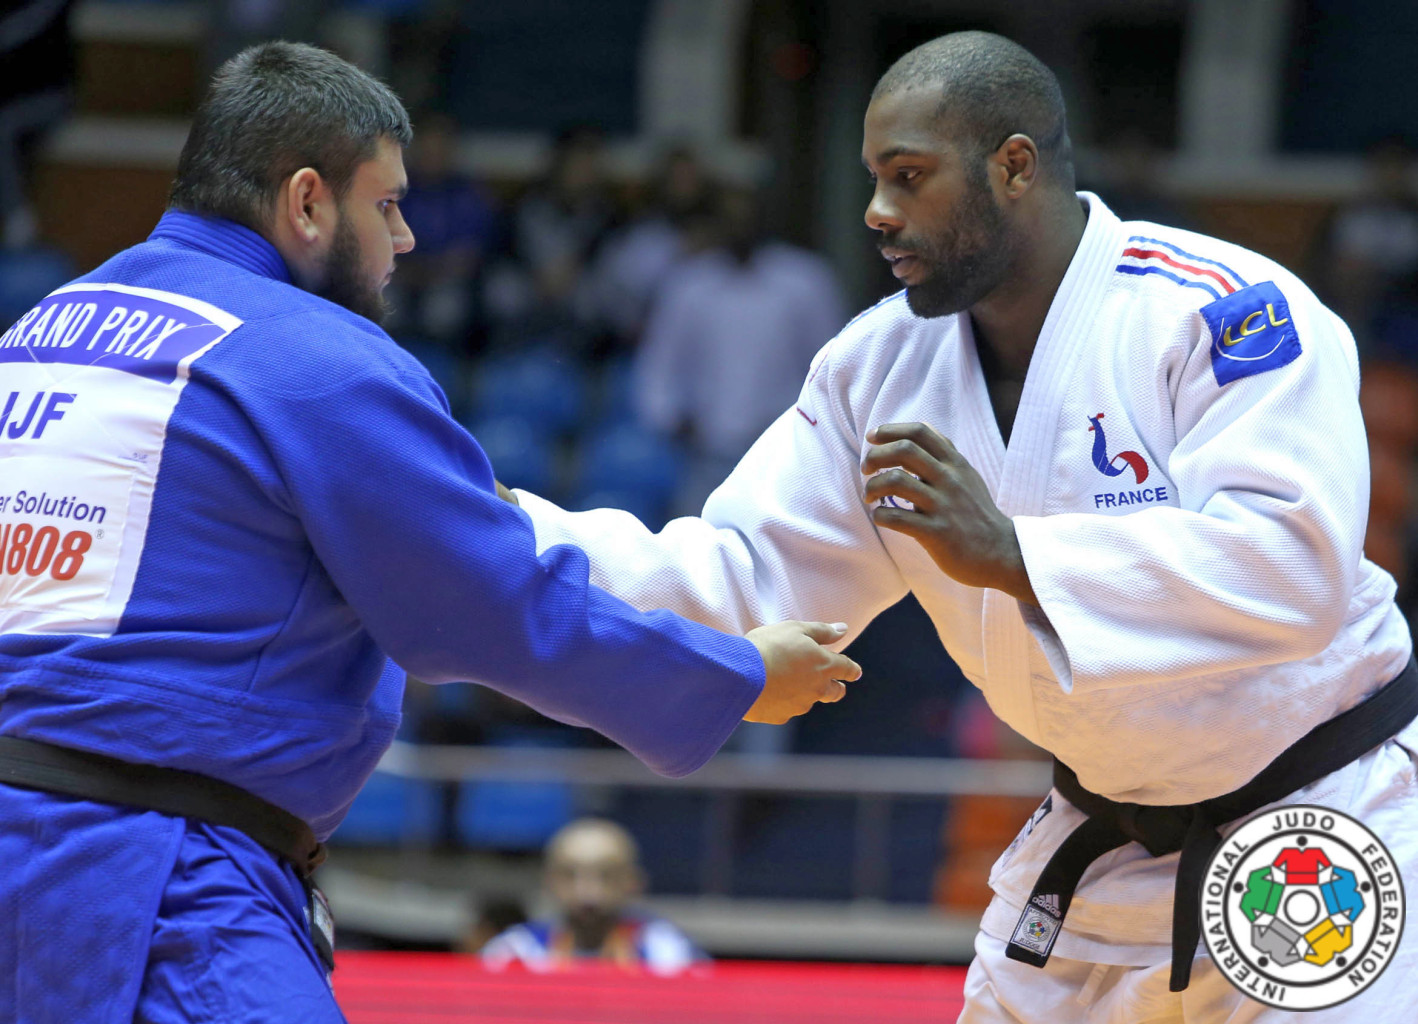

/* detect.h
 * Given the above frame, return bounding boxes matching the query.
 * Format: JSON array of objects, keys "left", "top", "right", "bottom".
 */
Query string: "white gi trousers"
[{"left": 961, "top": 721, "right": 1418, "bottom": 1023}]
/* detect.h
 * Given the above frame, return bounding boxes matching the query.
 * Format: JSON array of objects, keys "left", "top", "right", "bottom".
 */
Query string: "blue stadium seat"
[
  {"left": 457, "top": 778, "right": 575, "bottom": 851},
  {"left": 567, "top": 486, "right": 663, "bottom": 526},
  {"left": 333, "top": 771, "right": 441, "bottom": 846},
  {"left": 0, "top": 248, "right": 76, "bottom": 327},
  {"left": 456, "top": 729, "right": 577, "bottom": 851},
  {"left": 470, "top": 350, "right": 586, "bottom": 433},
  {"left": 576, "top": 423, "right": 683, "bottom": 506},
  {"left": 591, "top": 356, "right": 639, "bottom": 428},
  {"left": 463, "top": 415, "right": 556, "bottom": 494},
  {"left": 1373, "top": 305, "right": 1418, "bottom": 365}
]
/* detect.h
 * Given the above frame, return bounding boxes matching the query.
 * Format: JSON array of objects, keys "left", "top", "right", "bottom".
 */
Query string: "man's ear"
[
  {"left": 994, "top": 134, "right": 1039, "bottom": 198},
  {"left": 282, "top": 167, "right": 332, "bottom": 245}
]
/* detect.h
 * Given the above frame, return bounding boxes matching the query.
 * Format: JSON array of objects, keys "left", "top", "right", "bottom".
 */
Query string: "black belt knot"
[
  {"left": 1111, "top": 800, "right": 1191, "bottom": 856},
  {"left": 1004, "top": 656, "right": 1418, "bottom": 993}
]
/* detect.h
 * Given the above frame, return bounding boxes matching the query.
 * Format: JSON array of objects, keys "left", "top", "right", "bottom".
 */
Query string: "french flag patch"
[{"left": 1115, "top": 235, "right": 1249, "bottom": 302}]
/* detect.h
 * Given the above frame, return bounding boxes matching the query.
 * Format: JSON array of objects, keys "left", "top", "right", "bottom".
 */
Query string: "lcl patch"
[{"left": 1201, "top": 281, "right": 1301, "bottom": 386}]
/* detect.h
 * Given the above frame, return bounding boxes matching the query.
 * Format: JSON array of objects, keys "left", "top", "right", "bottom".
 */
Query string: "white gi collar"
[{"left": 979, "top": 192, "right": 1125, "bottom": 741}]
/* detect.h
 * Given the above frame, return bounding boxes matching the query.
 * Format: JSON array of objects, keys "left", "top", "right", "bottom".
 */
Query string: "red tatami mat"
[{"left": 334, "top": 953, "right": 968, "bottom": 1024}]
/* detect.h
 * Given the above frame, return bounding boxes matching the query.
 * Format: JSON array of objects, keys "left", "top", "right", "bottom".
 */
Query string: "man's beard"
[
  {"left": 316, "top": 213, "right": 388, "bottom": 325},
  {"left": 565, "top": 905, "right": 618, "bottom": 952},
  {"left": 891, "top": 166, "right": 1014, "bottom": 319}
]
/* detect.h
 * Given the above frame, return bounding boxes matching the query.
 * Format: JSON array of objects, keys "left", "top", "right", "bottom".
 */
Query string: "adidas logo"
[{"left": 1032, "top": 894, "right": 1061, "bottom": 917}]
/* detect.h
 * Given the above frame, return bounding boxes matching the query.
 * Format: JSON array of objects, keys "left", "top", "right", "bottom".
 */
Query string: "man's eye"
[{"left": 897, "top": 168, "right": 920, "bottom": 183}]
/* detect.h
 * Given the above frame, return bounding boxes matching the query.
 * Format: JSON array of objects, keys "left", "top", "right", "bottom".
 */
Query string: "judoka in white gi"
[{"left": 506, "top": 32, "right": 1417, "bottom": 1023}]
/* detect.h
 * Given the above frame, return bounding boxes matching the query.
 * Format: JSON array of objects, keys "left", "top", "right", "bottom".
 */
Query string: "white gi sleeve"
[
  {"left": 1014, "top": 296, "right": 1367, "bottom": 692},
  {"left": 515, "top": 345, "right": 909, "bottom": 643}
]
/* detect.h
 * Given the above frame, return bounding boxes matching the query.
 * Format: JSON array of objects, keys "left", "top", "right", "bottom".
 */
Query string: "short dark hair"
[
  {"left": 169, "top": 41, "right": 413, "bottom": 229},
  {"left": 872, "top": 31, "right": 1073, "bottom": 188}
]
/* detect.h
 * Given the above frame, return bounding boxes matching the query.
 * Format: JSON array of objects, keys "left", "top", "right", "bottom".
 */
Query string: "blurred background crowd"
[{"left": 4, "top": 0, "right": 1417, "bottom": 969}]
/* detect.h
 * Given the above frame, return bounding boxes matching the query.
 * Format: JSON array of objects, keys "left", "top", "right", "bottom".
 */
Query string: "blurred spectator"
[
  {"left": 1316, "top": 138, "right": 1418, "bottom": 350},
  {"left": 481, "top": 818, "right": 703, "bottom": 973},
  {"left": 487, "top": 126, "right": 616, "bottom": 342},
  {"left": 583, "top": 146, "right": 714, "bottom": 353},
  {"left": 460, "top": 896, "right": 529, "bottom": 955},
  {"left": 384, "top": 112, "right": 500, "bottom": 350},
  {"left": 1, "top": 0, "right": 76, "bottom": 250},
  {"left": 634, "top": 186, "right": 847, "bottom": 513}
]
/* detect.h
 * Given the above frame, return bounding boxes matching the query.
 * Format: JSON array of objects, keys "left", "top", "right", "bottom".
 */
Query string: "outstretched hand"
[
  {"left": 743, "top": 621, "right": 862, "bottom": 724},
  {"left": 861, "top": 422, "right": 1038, "bottom": 605}
]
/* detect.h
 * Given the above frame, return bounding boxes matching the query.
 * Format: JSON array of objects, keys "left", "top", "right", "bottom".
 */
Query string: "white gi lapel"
[
  {"left": 979, "top": 194, "right": 1125, "bottom": 743},
  {"left": 953, "top": 314, "right": 1005, "bottom": 493}
]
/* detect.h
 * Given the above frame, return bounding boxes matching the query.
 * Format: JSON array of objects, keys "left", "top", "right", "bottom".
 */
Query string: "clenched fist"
[{"left": 743, "top": 621, "right": 862, "bottom": 724}]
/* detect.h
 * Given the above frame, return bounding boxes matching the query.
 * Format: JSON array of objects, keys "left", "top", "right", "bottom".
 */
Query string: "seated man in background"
[{"left": 482, "top": 818, "right": 703, "bottom": 974}]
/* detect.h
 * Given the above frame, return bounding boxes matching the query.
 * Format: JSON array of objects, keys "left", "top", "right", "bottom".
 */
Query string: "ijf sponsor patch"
[
  {"left": 0, "top": 282, "right": 240, "bottom": 636},
  {"left": 1007, "top": 894, "right": 1064, "bottom": 965},
  {"left": 1201, "top": 281, "right": 1301, "bottom": 386}
]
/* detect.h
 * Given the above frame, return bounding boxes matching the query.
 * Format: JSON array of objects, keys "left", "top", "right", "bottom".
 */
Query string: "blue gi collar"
[{"left": 149, "top": 210, "right": 293, "bottom": 284}]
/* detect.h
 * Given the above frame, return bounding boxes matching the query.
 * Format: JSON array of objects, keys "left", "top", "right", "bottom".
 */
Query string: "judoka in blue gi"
[{"left": 0, "top": 42, "right": 860, "bottom": 1023}]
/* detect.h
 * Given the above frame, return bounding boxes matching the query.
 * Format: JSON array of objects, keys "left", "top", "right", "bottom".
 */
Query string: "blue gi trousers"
[{"left": 0, "top": 784, "right": 345, "bottom": 1023}]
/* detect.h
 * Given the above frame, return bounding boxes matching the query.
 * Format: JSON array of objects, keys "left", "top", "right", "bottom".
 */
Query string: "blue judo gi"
[{"left": 0, "top": 212, "right": 764, "bottom": 1022}]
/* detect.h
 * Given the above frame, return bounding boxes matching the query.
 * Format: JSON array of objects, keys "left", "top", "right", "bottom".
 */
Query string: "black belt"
[
  {"left": 0, "top": 735, "right": 326, "bottom": 878},
  {"left": 1005, "top": 656, "right": 1418, "bottom": 992}
]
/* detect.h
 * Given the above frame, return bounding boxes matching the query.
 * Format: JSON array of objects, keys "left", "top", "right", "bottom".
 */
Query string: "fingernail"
[{"left": 830, "top": 622, "right": 848, "bottom": 633}]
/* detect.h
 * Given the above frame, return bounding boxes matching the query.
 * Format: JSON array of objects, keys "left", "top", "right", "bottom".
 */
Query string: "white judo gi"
[{"left": 515, "top": 193, "right": 1418, "bottom": 1021}]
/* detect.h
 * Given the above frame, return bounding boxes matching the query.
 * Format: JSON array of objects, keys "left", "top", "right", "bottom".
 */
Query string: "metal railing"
[{"left": 373, "top": 742, "right": 1052, "bottom": 900}]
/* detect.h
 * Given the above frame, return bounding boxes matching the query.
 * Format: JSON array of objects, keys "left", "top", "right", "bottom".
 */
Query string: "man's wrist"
[{"left": 1003, "top": 526, "right": 1039, "bottom": 606}]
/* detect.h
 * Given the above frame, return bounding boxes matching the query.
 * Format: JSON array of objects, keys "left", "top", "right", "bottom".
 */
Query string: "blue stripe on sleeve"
[
  {"left": 1115, "top": 263, "right": 1225, "bottom": 301},
  {"left": 1125, "top": 235, "right": 1250, "bottom": 288}
]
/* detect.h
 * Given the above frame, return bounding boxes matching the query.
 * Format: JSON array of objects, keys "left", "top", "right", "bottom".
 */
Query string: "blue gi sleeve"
[{"left": 241, "top": 332, "right": 764, "bottom": 778}]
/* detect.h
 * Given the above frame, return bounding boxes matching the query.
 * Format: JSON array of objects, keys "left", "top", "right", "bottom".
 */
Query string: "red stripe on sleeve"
[{"left": 1122, "top": 247, "right": 1236, "bottom": 294}]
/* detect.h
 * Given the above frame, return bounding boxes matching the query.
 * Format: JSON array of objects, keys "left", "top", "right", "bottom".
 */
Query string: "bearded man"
[
  {"left": 511, "top": 31, "right": 1418, "bottom": 1024},
  {"left": 0, "top": 41, "right": 858, "bottom": 1023}
]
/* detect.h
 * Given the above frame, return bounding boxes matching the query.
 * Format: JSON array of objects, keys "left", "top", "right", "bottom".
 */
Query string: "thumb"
[{"left": 799, "top": 621, "right": 850, "bottom": 644}]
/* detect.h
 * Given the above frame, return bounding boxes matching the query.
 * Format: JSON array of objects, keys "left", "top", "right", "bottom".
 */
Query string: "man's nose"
[
  {"left": 391, "top": 208, "right": 415, "bottom": 255},
  {"left": 864, "top": 187, "right": 903, "bottom": 234}
]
